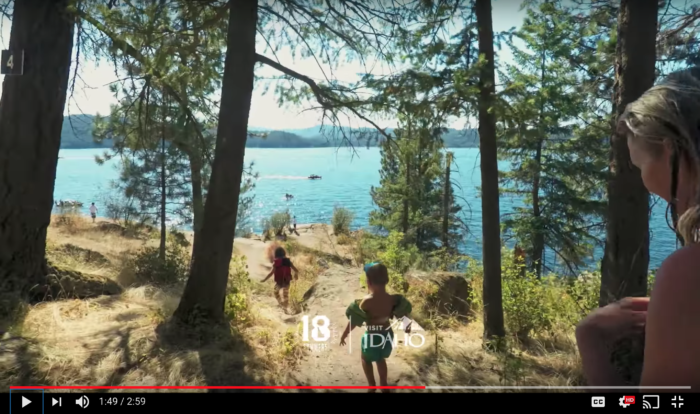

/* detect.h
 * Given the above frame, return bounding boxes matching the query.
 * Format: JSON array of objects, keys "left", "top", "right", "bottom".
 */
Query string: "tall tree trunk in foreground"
[
  {"left": 174, "top": 0, "right": 258, "bottom": 322},
  {"left": 475, "top": 0, "right": 505, "bottom": 341},
  {"left": 600, "top": 0, "right": 656, "bottom": 306},
  {"left": 0, "top": 0, "right": 75, "bottom": 293}
]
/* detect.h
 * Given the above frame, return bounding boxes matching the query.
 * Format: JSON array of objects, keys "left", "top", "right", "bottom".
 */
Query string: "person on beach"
[
  {"left": 89, "top": 202, "right": 98, "bottom": 223},
  {"left": 293, "top": 216, "right": 297, "bottom": 232},
  {"left": 340, "top": 263, "right": 413, "bottom": 392},
  {"left": 262, "top": 246, "right": 298, "bottom": 313},
  {"left": 576, "top": 68, "right": 700, "bottom": 389}
]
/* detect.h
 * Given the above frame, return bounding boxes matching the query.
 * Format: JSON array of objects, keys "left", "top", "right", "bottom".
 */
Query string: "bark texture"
[
  {"left": 600, "top": 0, "right": 656, "bottom": 306},
  {"left": 0, "top": 0, "right": 75, "bottom": 293},
  {"left": 174, "top": 0, "right": 258, "bottom": 322},
  {"left": 475, "top": 0, "right": 505, "bottom": 340}
]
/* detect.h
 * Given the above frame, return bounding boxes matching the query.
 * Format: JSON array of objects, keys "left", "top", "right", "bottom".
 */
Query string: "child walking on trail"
[
  {"left": 262, "top": 246, "right": 298, "bottom": 313},
  {"left": 340, "top": 263, "right": 413, "bottom": 392}
]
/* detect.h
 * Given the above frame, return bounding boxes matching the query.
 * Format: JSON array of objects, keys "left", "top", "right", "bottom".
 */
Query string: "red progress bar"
[{"left": 10, "top": 386, "right": 425, "bottom": 389}]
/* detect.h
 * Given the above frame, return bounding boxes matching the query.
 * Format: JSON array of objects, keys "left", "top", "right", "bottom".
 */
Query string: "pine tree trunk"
[
  {"left": 600, "top": 0, "right": 656, "bottom": 306},
  {"left": 475, "top": 0, "right": 505, "bottom": 341},
  {"left": 189, "top": 152, "right": 204, "bottom": 239},
  {"left": 0, "top": 0, "right": 74, "bottom": 293},
  {"left": 177, "top": 18, "right": 204, "bottom": 244},
  {"left": 442, "top": 152, "right": 452, "bottom": 249},
  {"left": 402, "top": 121, "right": 411, "bottom": 235},
  {"left": 532, "top": 43, "right": 547, "bottom": 278},
  {"left": 532, "top": 140, "right": 544, "bottom": 277},
  {"left": 403, "top": 156, "right": 410, "bottom": 235},
  {"left": 174, "top": 0, "right": 258, "bottom": 322},
  {"left": 159, "top": 129, "right": 167, "bottom": 261}
]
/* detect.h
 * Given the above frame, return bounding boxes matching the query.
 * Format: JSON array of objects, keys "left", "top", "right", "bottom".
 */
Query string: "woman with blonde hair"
[{"left": 576, "top": 67, "right": 700, "bottom": 389}]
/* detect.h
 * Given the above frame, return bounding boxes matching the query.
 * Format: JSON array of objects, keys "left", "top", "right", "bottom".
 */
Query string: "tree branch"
[
  {"left": 72, "top": 7, "right": 211, "bottom": 162},
  {"left": 256, "top": 53, "right": 391, "bottom": 141}
]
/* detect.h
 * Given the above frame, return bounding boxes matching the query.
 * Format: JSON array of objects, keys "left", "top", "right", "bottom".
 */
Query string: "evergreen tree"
[
  {"left": 370, "top": 114, "right": 463, "bottom": 253},
  {"left": 497, "top": 1, "right": 607, "bottom": 276},
  {"left": 93, "top": 85, "right": 192, "bottom": 257}
]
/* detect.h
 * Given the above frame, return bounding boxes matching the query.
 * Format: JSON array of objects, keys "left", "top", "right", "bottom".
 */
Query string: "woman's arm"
[
  {"left": 641, "top": 247, "right": 700, "bottom": 389},
  {"left": 575, "top": 297, "right": 648, "bottom": 388}
]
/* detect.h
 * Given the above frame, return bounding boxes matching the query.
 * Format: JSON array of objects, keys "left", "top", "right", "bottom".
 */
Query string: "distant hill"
[
  {"left": 60, "top": 114, "right": 113, "bottom": 149},
  {"left": 248, "top": 126, "right": 479, "bottom": 148},
  {"left": 60, "top": 115, "right": 478, "bottom": 149}
]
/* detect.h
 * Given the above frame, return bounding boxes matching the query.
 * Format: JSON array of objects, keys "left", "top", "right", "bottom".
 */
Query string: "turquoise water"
[{"left": 55, "top": 147, "right": 675, "bottom": 270}]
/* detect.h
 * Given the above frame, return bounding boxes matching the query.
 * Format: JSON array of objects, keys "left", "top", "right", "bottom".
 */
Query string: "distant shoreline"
[
  {"left": 60, "top": 114, "right": 479, "bottom": 150},
  {"left": 61, "top": 144, "right": 479, "bottom": 150}
]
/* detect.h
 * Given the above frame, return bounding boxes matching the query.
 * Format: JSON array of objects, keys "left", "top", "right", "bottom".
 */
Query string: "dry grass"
[
  {"left": 47, "top": 214, "right": 155, "bottom": 265},
  {"left": 1, "top": 284, "right": 306, "bottom": 390},
  {"left": 0, "top": 217, "right": 307, "bottom": 390},
  {"left": 399, "top": 322, "right": 584, "bottom": 391},
  {"left": 1, "top": 215, "right": 589, "bottom": 390},
  {"left": 287, "top": 253, "right": 320, "bottom": 314},
  {"left": 396, "top": 269, "right": 584, "bottom": 391}
]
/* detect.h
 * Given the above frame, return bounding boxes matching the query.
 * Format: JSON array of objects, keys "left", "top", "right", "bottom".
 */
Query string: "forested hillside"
[{"left": 60, "top": 115, "right": 479, "bottom": 149}]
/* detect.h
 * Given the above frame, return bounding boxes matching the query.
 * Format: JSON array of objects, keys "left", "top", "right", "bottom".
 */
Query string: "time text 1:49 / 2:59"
[{"left": 100, "top": 397, "right": 147, "bottom": 406}]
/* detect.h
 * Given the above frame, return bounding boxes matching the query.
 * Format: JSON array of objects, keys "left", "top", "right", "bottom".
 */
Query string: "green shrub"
[
  {"left": 332, "top": 207, "right": 354, "bottom": 235},
  {"left": 263, "top": 211, "right": 291, "bottom": 239},
  {"left": 126, "top": 242, "right": 190, "bottom": 286},
  {"left": 377, "top": 231, "right": 418, "bottom": 274},
  {"left": 348, "top": 230, "right": 383, "bottom": 266},
  {"left": 224, "top": 255, "right": 252, "bottom": 326},
  {"left": 462, "top": 247, "right": 658, "bottom": 343},
  {"left": 357, "top": 231, "right": 416, "bottom": 293},
  {"left": 565, "top": 270, "right": 601, "bottom": 323},
  {"left": 502, "top": 273, "right": 555, "bottom": 338}
]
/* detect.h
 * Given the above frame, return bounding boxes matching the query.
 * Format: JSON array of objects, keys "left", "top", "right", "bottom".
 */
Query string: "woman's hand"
[
  {"left": 575, "top": 297, "right": 649, "bottom": 387},
  {"left": 577, "top": 297, "right": 649, "bottom": 343}
]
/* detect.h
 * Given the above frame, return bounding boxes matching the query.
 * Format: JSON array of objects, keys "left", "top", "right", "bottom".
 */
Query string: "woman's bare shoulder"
[
  {"left": 642, "top": 244, "right": 700, "bottom": 386},
  {"left": 655, "top": 244, "right": 700, "bottom": 289}
]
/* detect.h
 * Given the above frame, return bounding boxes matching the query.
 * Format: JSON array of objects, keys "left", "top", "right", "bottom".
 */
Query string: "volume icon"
[{"left": 76, "top": 395, "right": 89, "bottom": 408}]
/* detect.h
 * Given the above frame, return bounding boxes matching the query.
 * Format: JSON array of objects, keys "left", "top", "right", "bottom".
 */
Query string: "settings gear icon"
[{"left": 619, "top": 396, "right": 630, "bottom": 408}]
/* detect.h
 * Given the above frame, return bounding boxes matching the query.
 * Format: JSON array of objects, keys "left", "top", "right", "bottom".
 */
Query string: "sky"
[{"left": 0, "top": 1, "right": 526, "bottom": 131}]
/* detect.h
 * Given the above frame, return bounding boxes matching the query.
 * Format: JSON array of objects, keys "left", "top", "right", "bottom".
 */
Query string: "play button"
[{"left": 11, "top": 392, "right": 43, "bottom": 413}]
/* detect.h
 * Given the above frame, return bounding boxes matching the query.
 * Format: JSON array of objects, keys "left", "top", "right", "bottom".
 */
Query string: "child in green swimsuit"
[{"left": 340, "top": 263, "right": 412, "bottom": 392}]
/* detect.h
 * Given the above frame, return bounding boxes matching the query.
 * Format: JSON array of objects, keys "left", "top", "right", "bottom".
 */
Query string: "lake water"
[{"left": 55, "top": 147, "right": 675, "bottom": 270}]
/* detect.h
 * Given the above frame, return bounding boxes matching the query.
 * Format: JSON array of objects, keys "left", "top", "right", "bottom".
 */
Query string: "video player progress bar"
[
  {"left": 10, "top": 385, "right": 692, "bottom": 390},
  {"left": 424, "top": 386, "right": 692, "bottom": 389}
]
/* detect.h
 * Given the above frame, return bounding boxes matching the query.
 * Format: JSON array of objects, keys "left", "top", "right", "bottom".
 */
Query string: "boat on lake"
[{"left": 308, "top": 175, "right": 322, "bottom": 179}]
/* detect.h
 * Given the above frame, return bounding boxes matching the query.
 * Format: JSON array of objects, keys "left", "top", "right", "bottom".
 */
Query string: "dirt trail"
[{"left": 233, "top": 228, "right": 423, "bottom": 390}]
